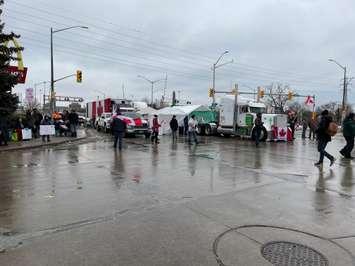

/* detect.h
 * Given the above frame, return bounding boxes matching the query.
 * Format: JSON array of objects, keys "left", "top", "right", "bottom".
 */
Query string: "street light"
[
  {"left": 137, "top": 75, "right": 165, "bottom": 106},
  {"left": 212, "top": 51, "right": 234, "bottom": 106},
  {"left": 328, "top": 58, "right": 347, "bottom": 118},
  {"left": 94, "top": 89, "right": 106, "bottom": 99},
  {"left": 50, "top": 25, "right": 88, "bottom": 113}
]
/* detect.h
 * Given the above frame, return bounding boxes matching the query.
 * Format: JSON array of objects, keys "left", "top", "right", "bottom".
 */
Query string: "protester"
[
  {"left": 40, "top": 115, "right": 52, "bottom": 142},
  {"left": 184, "top": 116, "right": 189, "bottom": 135},
  {"left": 188, "top": 115, "right": 198, "bottom": 145},
  {"left": 0, "top": 114, "right": 8, "bottom": 146},
  {"left": 15, "top": 117, "right": 24, "bottom": 141},
  {"left": 32, "top": 109, "right": 43, "bottom": 138},
  {"left": 315, "top": 110, "right": 335, "bottom": 167},
  {"left": 151, "top": 115, "right": 160, "bottom": 144},
  {"left": 68, "top": 109, "right": 79, "bottom": 137},
  {"left": 301, "top": 119, "right": 308, "bottom": 139},
  {"left": 25, "top": 110, "right": 34, "bottom": 136},
  {"left": 170, "top": 115, "right": 178, "bottom": 141},
  {"left": 308, "top": 117, "right": 317, "bottom": 140},
  {"left": 254, "top": 112, "right": 263, "bottom": 146},
  {"left": 340, "top": 113, "right": 355, "bottom": 159},
  {"left": 288, "top": 111, "right": 297, "bottom": 139},
  {"left": 111, "top": 113, "right": 126, "bottom": 150}
]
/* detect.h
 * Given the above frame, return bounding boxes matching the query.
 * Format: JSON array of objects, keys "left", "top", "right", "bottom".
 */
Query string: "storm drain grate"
[{"left": 261, "top": 241, "right": 329, "bottom": 266}]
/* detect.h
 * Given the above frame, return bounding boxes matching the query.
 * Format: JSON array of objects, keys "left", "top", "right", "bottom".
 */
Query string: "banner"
[
  {"left": 25, "top": 88, "right": 34, "bottom": 103},
  {"left": 40, "top": 125, "right": 55, "bottom": 136}
]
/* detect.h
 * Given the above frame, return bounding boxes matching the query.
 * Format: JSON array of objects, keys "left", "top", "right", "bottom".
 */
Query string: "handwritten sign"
[{"left": 40, "top": 125, "right": 55, "bottom": 136}]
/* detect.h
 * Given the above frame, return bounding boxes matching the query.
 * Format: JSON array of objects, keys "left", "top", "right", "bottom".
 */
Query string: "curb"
[{"left": 0, "top": 135, "right": 88, "bottom": 153}]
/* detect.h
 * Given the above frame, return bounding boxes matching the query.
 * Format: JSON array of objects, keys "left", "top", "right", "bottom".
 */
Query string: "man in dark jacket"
[
  {"left": 68, "top": 109, "right": 79, "bottom": 137},
  {"left": 0, "top": 114, "right": 8, "bottom": 146},
  {"left": 340, "top": 113, "right": 355, "bottom": 159},
  {"left": 170, "top": 115, "right": 178, "bottom": 141},
  {"left": 111, "top": 113, "right": 126, "bottom": 150},
  {"left": 315, "top": 110, "right": 335, "bottom": 166},
  {"left": 254, "top": 112, "right": 263, "bottom": 147},
  {"left": 32, "top": 109, "right": 43, "bottom": 138}
]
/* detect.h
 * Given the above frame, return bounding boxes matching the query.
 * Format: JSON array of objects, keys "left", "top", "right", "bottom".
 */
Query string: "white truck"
[{"left": 217, "top": 94, "right": 288, "bottom": 141}]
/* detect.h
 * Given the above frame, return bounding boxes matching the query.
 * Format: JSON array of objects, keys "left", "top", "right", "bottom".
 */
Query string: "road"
[{"left": 0, "top": 132, "right": 355, "bottom": 265}]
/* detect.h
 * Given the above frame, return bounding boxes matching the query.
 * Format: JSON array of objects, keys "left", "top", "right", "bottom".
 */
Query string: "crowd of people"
[{"left": 0, "top": 109, "right": 80, "bottom": 146}]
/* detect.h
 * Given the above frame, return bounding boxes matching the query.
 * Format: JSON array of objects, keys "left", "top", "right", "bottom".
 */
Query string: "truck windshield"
[{"left": 250, "top": 107, "right": 266, "bottom": 113}]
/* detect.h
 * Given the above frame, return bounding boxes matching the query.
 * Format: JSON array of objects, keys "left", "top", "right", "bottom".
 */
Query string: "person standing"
[
  {"left": 151, "top": 115, "right": 160, "bottom": 144},
  {"left": 314, "top": 110, "right": 335, "bottom": 167},
  {"left": 301, "top": 119, "right": 308, "bottom": 139},
  {"left": 254, "top": 113, "right": 263, "bottom": 146},
  {"left": 288, "top": 111, "right": 297, "bottom": 140},
  {"left": 183, "top": 116, "right": 189, "bottom": 135},
  {"left": 68, "top": 109, "right": 79, "bottom": 137},
  {"left": 0, "top": 114, "right": 9, "bottom": 146},
  {"left": 340, "top": 113, "right": 355, "bottom": 159},
  {"left": 32, "top": 109, "right": 43, "bottom": 138},
  {"left": 188, "top": 115, "right": 198, "bottom": 145},
  {"left": 111, "top": 113, "right": 126, "bottom": 150},
  {"left": 308, "top": 117, "right": 317, "bottom": 140},
  {"left": 40, "top": 115, "right": 52, "bottom": 142},
  {"left": 170, "top": 115, "right": 178, "bottom": 141}
]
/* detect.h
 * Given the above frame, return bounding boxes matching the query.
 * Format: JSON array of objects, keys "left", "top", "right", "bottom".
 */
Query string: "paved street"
[{"left": 0, "top": 132, "right": 355, "bottom": 265}]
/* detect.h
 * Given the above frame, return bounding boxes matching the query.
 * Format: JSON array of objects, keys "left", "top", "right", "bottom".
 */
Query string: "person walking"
[
  {"left": 40, "top": 115, "right": 52, "bottom": 142},
  {"left": 68, "top": 109, "right": 79, "bottom": 137},
  {"left": 188, "top": 115, "right": 198, "bottom": 145},
  {"left": 170, "top": 115, "right": 178, "bottom": 141},
  {"left": 111, "top": 113, "right": 126, "bottom": 150},
  {"left": 308, "top": 117, "right": 317, "bottom": 140},
  {"left": 340, "top": 113, "right": 355, "bottom": 159},
  {"left": 0, "top": 114, "right": 9, "bottom": 146},
  {"left": 151, "top": 115, "right": 160, "bottom": 144},
  {"left": 314, "top": 110, "right": 335, "bottom": 167},
  {"left": 254, "top": 112, "right": 263, "bottom": 146}
]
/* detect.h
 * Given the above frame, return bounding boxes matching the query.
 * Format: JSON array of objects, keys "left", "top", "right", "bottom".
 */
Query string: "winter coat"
[
  {"left": 68, "top": 112, "right": 79, "bottom": 125},
  {"left": 316, "top": 115, "right": 333, "bottom": 142},
  {"left": 342, "top": 118, "right": 355, "bottom": 137},
  {"left": 111, "top": 117, "right": 126, "bottom": 133},
  {"left": 170, "top": 118, "right": 178, "bottom": 131},
  {"left": 188, "top": 118, "right": 197, "bottom": 132},
  {"left": 152, "top": 118, "right": 160, "bottom": 132}
]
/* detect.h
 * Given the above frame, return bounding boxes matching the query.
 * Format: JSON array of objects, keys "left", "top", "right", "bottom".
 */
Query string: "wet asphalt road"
[{"left": 0, "top": 131, "right": 354, "bottom": 265}]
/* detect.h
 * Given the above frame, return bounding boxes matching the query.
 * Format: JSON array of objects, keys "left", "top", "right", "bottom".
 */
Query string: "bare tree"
[{"left": 264, "top": 83, "right": 292, "bottom": 114}]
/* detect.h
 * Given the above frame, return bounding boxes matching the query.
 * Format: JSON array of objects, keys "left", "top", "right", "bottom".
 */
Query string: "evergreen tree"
[{"left": 0, "top": 0, "right": 23, "bottom": 117}]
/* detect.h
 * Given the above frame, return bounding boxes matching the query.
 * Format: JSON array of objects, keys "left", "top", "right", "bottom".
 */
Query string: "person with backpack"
[
  {"left": 314, "top": 110, "right": 335, "bottom": 167},
  {"left": 340, "top": 113, "right": 355, "bottom": 159},
  {"left": 169, "top": 115, "right": 178, "bottom": 141}
]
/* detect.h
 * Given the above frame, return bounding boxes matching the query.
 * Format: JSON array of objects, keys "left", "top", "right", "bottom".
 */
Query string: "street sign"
[
  {"left": 7, "top": 66, "right": 28, "bottom": 83},
  {"left": 45, "top": 95, "right": 84, "bottom": 103},
  {"left": 25, "top": 88, "right": 34, "bottom": 103}
]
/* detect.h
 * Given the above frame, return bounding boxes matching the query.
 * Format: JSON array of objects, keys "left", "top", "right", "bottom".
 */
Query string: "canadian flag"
[{"left": 305, "top": 96, "right": 315, "bottom": 106}]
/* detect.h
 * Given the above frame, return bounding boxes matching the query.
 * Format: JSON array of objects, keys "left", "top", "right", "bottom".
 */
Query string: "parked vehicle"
[
  {"left": 217, "top": 94, "right": 288, "bottom": 141},
  {"left": 116, "top": 112, "right": 150, "bottom": 137},
  {"left": 96, "top": 112, "right": 112, "bottom": 132}
]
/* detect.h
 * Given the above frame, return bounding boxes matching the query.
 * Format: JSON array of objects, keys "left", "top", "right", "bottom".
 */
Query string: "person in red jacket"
[{"left": 151, "top": 114, "right": 160, "bottom": 144}]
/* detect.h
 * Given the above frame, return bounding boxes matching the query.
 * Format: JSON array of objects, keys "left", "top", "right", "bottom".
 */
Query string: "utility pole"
[
  {"left": 211, "top": 51, "right": 233, "bottom": 107},
  {"left": 122, "top": 83, "right": 125, "bottom": 99},
  {"left": 137, "top": 75, "right": 165, "bottom": 106},
  {"left": 163, "top": 73, "right": 168, "bottom": 102},
  {"left": 342, "top": 66, "right": 347, "bottom": 113}
]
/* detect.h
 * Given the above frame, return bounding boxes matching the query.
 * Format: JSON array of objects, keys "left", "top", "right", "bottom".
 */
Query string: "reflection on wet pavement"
[{"left": 0, "top": 134, "right": 353, "bottom": 235}]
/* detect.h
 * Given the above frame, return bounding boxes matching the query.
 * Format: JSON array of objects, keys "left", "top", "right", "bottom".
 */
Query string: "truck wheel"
[
  {"left": 251, "top": 126, "right": 268, "bottom": 142},
  {"left": 205, "top": 125, "right": 212, "bottom": 136},
  {"left": 196, "top": 125, "right": 204, "bottom": 135}
]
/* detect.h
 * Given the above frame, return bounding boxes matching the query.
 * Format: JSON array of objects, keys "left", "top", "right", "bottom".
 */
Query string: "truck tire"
[
  {"left": 251, "top": 126, "right": 267, "bottom": 142},
  {"left": 197, "top": 125, "right": 205, "bottom": 135},
  {"left": 205, "top": 125, "right": 212, "bottom": 136}
]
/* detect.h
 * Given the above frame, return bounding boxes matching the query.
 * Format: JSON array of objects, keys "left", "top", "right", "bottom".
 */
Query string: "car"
[
  {"left": 112, "top": 112, "right": 150, "bottom": 137},
  {"left": 96, "top": 112, "right": 113, "bottom": 132}
]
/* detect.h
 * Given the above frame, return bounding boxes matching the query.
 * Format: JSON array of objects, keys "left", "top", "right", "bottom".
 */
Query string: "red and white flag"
[{"left": 305, "top": 96, "right": 315, "bottom": 106}]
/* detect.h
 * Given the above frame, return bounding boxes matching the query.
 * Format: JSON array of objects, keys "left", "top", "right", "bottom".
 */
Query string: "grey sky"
[{"left": 3, "top": 0, "right": 355, "bottom": 106}]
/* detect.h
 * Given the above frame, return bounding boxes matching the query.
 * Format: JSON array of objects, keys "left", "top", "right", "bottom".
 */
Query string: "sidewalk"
[{"left": 0, "top": 129, "right": 87, "bottom": 152}]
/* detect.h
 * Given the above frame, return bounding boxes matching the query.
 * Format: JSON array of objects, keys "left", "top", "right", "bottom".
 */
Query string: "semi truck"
[{"left": 217, "top": 94, "right": 288, "bottom": 141}]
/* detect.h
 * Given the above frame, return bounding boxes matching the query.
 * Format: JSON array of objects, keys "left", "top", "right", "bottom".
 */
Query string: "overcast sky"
[{"left": 3, "top": 0, "right": 355, "bottom": 107}]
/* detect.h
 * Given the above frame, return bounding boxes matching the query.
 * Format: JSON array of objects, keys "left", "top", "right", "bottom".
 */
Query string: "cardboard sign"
[
  {"left": 21, "top": 128, "right": 32, "bottom": 140},
  {"left": 40, "top": 125, "right": 55, "bottom": 136}
]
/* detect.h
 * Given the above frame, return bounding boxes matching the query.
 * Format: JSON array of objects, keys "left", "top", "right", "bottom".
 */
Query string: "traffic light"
[
  {"left": 76, "top": 70, "right": 82, "bottom": 83},
  {"left": 258, "top": 88, "right": 265, "bottom": 98},
  {"left": 208, "top": 88, "right": 215, "bottom": 98},
  {"left": 287, "top": 91, "right": 293, "bottom": 101}
]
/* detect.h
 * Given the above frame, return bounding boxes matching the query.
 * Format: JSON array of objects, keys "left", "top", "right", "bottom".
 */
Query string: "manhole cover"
[{"left": 261, "top": 241, "right": 329, "bottom": 266}]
